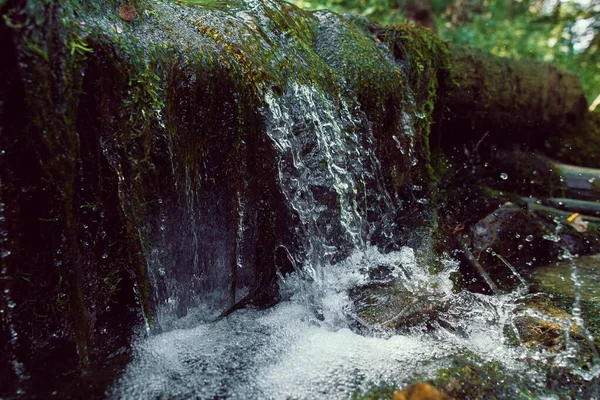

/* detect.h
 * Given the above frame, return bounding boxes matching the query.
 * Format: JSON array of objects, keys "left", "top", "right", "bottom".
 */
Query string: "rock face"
[{"left": 0, "top": 0, "right": 444, "bottom": 394}]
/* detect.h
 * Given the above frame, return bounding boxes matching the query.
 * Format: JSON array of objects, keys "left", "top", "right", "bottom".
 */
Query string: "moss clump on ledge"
[{"left": 372, "top": 23, "right": 452, "bottom": 188}]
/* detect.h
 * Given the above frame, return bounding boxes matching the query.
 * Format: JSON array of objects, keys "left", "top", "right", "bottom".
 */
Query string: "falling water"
[
  {"left": 110, "top": 81, "right": 558, "bottom": 398},
  {"left": 91, "top": 1, "right": 600, "bottom": 397},
  {"left": 263, "top": 83, "right": 397, "bottom": 281}
]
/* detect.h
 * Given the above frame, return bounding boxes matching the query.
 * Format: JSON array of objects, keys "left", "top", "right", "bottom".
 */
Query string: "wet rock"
[
  {"left": 528, "top": 256, "right": 600, "bottom": 303},
  {"left": 524, "top": 202, "right": 600, "bottom": 256},
  {"left": 367, "top": 264, "right": 395, "bottom": 282},
  {"left": 527, "top": 255, "right": 600, "bottom": 349},
  {"left": 505, "top": 296, "right": 580, "bottom": 351},
  {"left": 348, "top": 281, "right": 448, "bottom": 335},
  {"left": 393, "top": 383, "right": 451, "bottom": 400},
  {"left": 468, "top": 203, "right": 561, "bottom": 290},
  {"left": 431, "top": 351, "right": 600, "bottom": 399},
  {"left": 504, "top": 294, "right": 600, "bottom": 375}
]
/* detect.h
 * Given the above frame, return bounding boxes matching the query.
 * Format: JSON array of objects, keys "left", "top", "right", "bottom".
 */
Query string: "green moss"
[
  {"left": 373, "top": 24, "right": 452, "bottom": 186},
  {"left": 429, "top": 355, "right": 535, "bottom": 399}
]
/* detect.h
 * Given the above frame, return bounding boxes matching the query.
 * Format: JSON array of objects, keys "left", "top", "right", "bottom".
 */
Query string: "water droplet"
[
  {"left": 587, "top": 177, "right": 595, "bottom": 184},
  {"left": 500, "top": 173, "right": 508, "bottom": 180},
  {"left": 7, "top": 301, "right": 16, "bottom": 309},
  {"left": 102, "top": 253, "right": 109, "bottom": 259},
  {"left": 517, "top": 244, "right": 524, "bottom": 250},
  {"left": 525, "top": 235, "right": 534, "bottom": 242},
  {"left": 515, "top": 233, "right": 520, "bottom": 239}
]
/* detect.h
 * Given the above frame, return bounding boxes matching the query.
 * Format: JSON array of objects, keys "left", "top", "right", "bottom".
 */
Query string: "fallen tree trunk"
[
  {"left": 438, "top": 46, "right": 589, "bottom": 148},
  {"left": 373, "top": 25, "right": 597, "bottom": 164}
]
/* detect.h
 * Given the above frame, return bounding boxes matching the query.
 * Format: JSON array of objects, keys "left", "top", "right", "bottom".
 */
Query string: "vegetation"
[{"left": 290, "top": 0, "right": 600, "bottom": 104}]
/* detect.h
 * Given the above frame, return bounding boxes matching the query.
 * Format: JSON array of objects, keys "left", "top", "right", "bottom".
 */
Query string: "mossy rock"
[
  {"left": 348, "top": 279, "right": 449, "bottom": 335},
  {"left": 1, "top": 0, "right": 451, "bottom": 394},
  {"left": 505, "top": 296, "right": 582, "bottom": 351},
  {"left": 527, "top": 255, "right": 600, "bottom": 349},
  {"left": 428, "top": 353, "right": 598, "bottom": 400}
]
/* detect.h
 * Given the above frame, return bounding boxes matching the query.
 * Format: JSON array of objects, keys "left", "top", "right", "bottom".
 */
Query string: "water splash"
[{"left": 111, "top": 246, "right": 531, "bottom": 399}]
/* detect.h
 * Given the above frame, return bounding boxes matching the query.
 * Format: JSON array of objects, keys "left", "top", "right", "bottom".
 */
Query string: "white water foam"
[{"left": 111, "top": 246, "right": 531, "bottom": 399}]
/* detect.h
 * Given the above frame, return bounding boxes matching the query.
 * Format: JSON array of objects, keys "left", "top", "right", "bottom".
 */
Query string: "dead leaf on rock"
[{"left": 566, "top": 213, "right": 588, "bottom": 233}]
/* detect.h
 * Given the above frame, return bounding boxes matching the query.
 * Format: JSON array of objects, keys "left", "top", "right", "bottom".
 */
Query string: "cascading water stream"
[
  {"left": 263, "top": 83, "right": 396, "bottom": 283},
  {"left": 110, "top": 82, "right": 549, "bottom": 399},
  {"left": 90, "top": 1, "right": 599, "bottom": 397},
  {"left": 2, "top": 0, "right": 599, "bottom": 397}
]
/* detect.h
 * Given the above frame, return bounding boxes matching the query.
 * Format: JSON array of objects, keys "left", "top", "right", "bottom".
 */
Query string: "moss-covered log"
[{"left": 439, "top": 46, "right": 589, "bottom": 147}]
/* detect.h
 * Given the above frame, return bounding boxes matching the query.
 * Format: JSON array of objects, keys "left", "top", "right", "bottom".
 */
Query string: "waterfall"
[
  {"left": 111, "top": 82, "right": 531, "bottom": 399},
  {"left": 2, "top": 0, "right": 599, "bottom": 397},
  {"left": 264, "top": 83, "right": 398, "bottom": 281}
]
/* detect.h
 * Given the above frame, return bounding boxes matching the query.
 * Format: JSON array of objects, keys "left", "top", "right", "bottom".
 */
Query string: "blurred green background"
[{"left": 290, "top": 0, "right": 599, "bottom": 106}]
